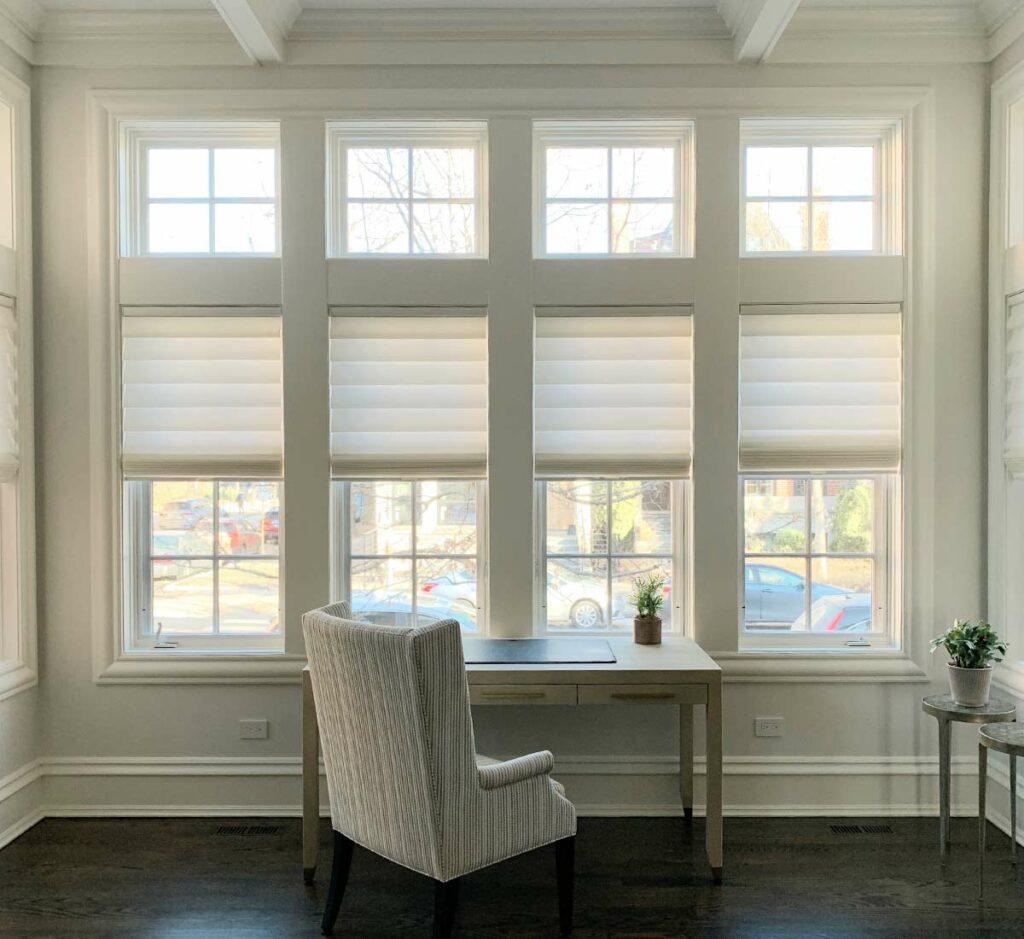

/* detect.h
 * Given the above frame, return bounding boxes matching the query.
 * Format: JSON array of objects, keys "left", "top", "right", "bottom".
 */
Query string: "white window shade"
[
  {"left": 534, "top": 311, "right": 693, "bottom": 478},
  {"left": 329, "top": 312, "right": 487, "bottom": 478},
  {"left": 121, "top": 311, "right": 283, "bottom": 478},
  {"left": 739, "top": 306, "right": 902, "bottom": 472},
  {"left": 0, "top": 300, "right": 17, "bottom": 481},
  {"left": 1005, "top": 298, "right": 1024, "bottom": 476}
]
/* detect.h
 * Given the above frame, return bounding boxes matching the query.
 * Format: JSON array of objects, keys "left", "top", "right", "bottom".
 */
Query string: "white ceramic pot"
[{"left": 947, "top": 663, "right": 994, "bottom": 707}]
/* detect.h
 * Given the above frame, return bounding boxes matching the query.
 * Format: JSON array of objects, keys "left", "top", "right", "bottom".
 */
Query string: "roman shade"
[
  {"left": 0, "top": 299, "right": 17, "bottom": 482},
  {"left": 329, "top": 311, "right": 487, "bottom": 478},
  {"left": 739, "top": 305, "right": 902, "bottom": 472},
  {"left": 1005, "top": 297, "right": 1024, "bottom": 476},
  {"left": 534, "top": 310, "right": 693, "bottom": 478},
  {"left": 121, "top": 310, "right": 283, "bottom": 478}
]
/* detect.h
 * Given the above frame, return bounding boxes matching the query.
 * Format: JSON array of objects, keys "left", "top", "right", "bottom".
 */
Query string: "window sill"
[
  {"left": 713, "top": 651, "right": 928, "bottom": 683},
  {"left": 96, "top": 653, "right": 306, "bottom": 684},
  {"left": 0, "top": 661, "right": 37, "bottom": 702}
]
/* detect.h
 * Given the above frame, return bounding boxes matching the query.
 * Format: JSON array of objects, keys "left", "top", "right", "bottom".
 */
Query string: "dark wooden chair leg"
[
  {"left": 321, "top": 830, "right": 355, "bottom": 936},
  {"left": 432, "top": 878, "right": 460, "bottom": 939},
  {"left": 556, "top": 836, "right": 575, "bottom": 936}
]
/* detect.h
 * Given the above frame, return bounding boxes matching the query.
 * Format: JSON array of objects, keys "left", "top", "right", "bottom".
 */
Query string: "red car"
[
  {"left": 262, "top": 509, "right": 279, "bottom": 546},
  {"left": 194, "top": 517, "right": 262, "bottom": 554}
]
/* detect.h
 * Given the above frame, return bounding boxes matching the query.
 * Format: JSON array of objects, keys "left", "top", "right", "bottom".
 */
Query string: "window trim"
[
  {"left": 535, "top": 478, "right": 688, "bottom": 636},
  {"left": 738, "top": 472, "right": 901, "bottom": 652},
  {"left": 326, "top": 120, "right": 489, "bottom": 259},
  {"left": 739, "top": 117, "right": 903, "bottom": 258},
  {"left": 119, "top": 120, "right": 282, "bottom": 259},
  {"left": 533, "top": 120, "right": 695, "bottom": 260}
]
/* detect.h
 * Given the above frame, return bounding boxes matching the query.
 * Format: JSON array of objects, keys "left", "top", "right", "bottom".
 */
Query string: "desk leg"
[
  {"left": 679, "top": 703, "right": 694, "bottom": 821},
  {"left": 938, "top": 716, "right": 951, "bottom": 856},
  {"left": 979, "top": 743, "right": 987, "bottom": 900},
  {"left": 705, "top": 681, "right": 723, "bottom": 884},
  {"left": 302, "top": 669, "right": 320, "bottom": 885}
]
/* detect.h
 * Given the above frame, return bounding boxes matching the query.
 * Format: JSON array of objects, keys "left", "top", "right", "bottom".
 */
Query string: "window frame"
[
  {"left": 331, "top": 479, "right": 489, "bottom": 632},
  {"left": 119, "top": 120, "right": 282, "bottom": 258},
  {"left": 739, "top": 117, "right": 903, "bottom": 258},
  {"left": 738, "top": 472, "right": 901, "bottom": 652},
  {"left": 535, "top": 478, "right": 688, "bottom": 636},
  {"left": 533, "top": 120, "right": 695, "bottom": 259},
  {"left": 326, "top": 120, "right": 489, "bottom": 259}
]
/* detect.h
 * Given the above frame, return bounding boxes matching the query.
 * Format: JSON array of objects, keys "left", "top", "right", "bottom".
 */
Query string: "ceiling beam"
[
  {"left": 211, "top": 0, "right": 300, "bottom": 65},
  {"left": 718, "top": 0, "right": 802, "bottom": 63}
]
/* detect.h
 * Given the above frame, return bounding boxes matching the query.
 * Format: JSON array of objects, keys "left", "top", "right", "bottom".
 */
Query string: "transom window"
[
  {"left": 740, "top": 118, "right": 902, "bottom": 256},
  {"left": 534, "top": 121, "right": 694, "bottom": 257},
  {"left": 327, "top": 122, "right": 487, "bottom": 257},
  {"left": 120, "top": 122, "right": 279, "bottom": 256}
]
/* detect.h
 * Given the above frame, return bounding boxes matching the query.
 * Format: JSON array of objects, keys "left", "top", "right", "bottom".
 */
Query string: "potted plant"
[
  {"left": 631, "top": 573, "right": 665, "bottom": 646},
  {"left": 930, "top": 619, "right": 1007, "bottom": 707}
]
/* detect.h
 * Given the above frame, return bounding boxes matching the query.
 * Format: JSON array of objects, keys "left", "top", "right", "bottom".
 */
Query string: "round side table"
[
  {"left": 978, "top": 722, "right": 1024, "bottom": 897},
  {"left": 922, "top": 694, "right": 1015, "bottom": 856}
]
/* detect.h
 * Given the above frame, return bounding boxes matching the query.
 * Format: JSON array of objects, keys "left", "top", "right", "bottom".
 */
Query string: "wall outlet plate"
[
  {"left": 239, "top": 719, "right": 269, "bottom": 740},
  {"left": 754, "top": 717, "right": 784, "bottom": 737}
]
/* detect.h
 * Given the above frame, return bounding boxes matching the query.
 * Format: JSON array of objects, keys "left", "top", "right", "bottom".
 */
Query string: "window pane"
[
  {"left": 611, "top": 201, "right": 673, "bottom": 254},
  {"left": 611, "top": 147, "right": 674, "bottom": 198},
  {"left": 745, "top": 201, "right": 807, "bottom": 252},
  {"left": 217, "top": 481, "right": 280, "bottom": 557},
  {"left": 214, "top": 148, "right": 276, "bottom": 198},
  {"left": 214, "top": 203, "right": 276, "bottom": 253},
  {"left": 148, "top": 148, "right": 209, "bottom": 198},
  {"left": 347, "top": 147, "right": 409, "bottom": 199},
  {"left": 411, "top": 202, "right": 475, "bottom": 254},
  {"left": 350, "top": 557, "right": 413, "bottom": 621},
  {"left": 813, "top": 478, "right": 874, "bottom": 554},
  {"left": 417, "top": 480, "right": 477, "bottom": 554},
  {"left": 218, "top": 559, "right": 280, "bottom": 633},
  {"left": 611, "top": 558, "right": 673, "bottom": 629},
  {"left": 418, "top": 558, "right": 478, "bottom": 631},
  {"left": 745, "top": 147, "right": 807, "bottom": 197},
  {"left": 152, "top": 481, "right": 213, "bottom": 554},
  {"left": 802, "top": 558, "right": 873, "bottom": 633},
  {"left": 148, "top": 203, "right": 210, "bottom": 253},
  {"left": 545, "top": 480, "right": 608, "bottom": 554},
  {"left": 812, "top": 201, "right": 873, "bottom": 251},
  {"left": 349, "top": 481, "right": 414, "bottom": 555},
  {"left": 812, "top": 146, "right": 873, "bottom": 197},
  {"left": 545, "top": 557, "right": 608, "bottom": 629},
  {"left": 348, "top": 201, "right": 409, "bottom": 253},
  {"left": 411, "top": 147, "right": 474, "bottom": 199},
  {"left": 545, "top": 202, "right": 608, "bottom": 254},
  {"left": 744, "top": 478, "right": 807, "bottom": 553},
  {"left": 610, "top": 481, "right": 672, "bottom": 554},
  {"left": 743, "top": 557, "right": 806, "bottom": 629},
  {"left": 545, "top": 148, "right": 608, "bottom": 198},
  {"left": 152, "top": 558, "right": 214, "bottom": 634}
]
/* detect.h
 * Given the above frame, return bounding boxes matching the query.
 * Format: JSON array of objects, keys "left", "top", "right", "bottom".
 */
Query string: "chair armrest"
[{"left": 477, "top": 751, "right": 555, "bottom": 790}]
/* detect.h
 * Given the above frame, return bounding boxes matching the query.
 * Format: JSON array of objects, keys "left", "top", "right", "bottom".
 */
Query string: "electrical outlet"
[
  {"left": 239, "top": 719, "right": 268, "bottom": 740},
  {"left": 754, "top": 717, "right": 784, "bottom": 738}
]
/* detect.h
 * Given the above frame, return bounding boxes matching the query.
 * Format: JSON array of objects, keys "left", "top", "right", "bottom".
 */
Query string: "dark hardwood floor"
[{"left": 1, "top": 816, "right": 1023, "bottom": 936}]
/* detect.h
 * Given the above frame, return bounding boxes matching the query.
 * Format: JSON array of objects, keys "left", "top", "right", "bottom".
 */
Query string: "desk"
[{"left": 302, "top": 635, "right": 723, "bottom": 884}]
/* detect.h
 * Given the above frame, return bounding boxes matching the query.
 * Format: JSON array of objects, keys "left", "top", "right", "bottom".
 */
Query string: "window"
[
  {"left": 0, "top": 298, "right": 21, "bottom": 668},
  {"left": 335, "top": 480, "right": 485, "bottom": 631},
  {"left": 539, "top": 480, "right": 679, "bottom": 631},
  {"left": 327, "top": 121, "right": 487, "bottom": 257},
  {"left": 534, "top": 121, "right": 694, "bottom": 257},
  {"left": 120, "top": 310, "right": 284, "bottom": 652},
  {"left": 120, "top": 121, "right": 279, "bottom": 256},
  {"left": 741, "top": 118, "right": 902, "bottom": 255}
]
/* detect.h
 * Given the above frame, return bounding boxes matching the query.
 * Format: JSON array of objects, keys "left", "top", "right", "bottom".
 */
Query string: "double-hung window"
[
  {"left": 330, "top": 311, "right": 488, "bottom": 629},
  {"left": 120, "top": 310, "right": 284, "bottom": 652},
  {"left": 738, "top": 305, "right": 902, "bottom": 648},
  {"left": 534, "top": 310, "right": 691, "bottom": 632}
]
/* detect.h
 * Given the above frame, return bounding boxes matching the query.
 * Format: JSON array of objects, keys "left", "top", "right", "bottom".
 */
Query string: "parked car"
[
  {"left": 262, "top": 508, "right": 280, "bottom": 545},
  {"left": 193, "top": 517, "right": 263, "bottom": 554},
  {"left": 158, "top": 497, "right": 211, "bottom": 530},
  {"left": 793, "top": 593, "right": 871, "bottom": 632},
  {"left": 744, "top": 562, "right": 845, "bottom": 627},
  {"left": 348, "top": 590, "right": 476, "bottom": 631}
]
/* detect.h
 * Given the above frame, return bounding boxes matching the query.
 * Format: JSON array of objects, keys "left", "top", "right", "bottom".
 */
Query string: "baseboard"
[{"left": 0, "top": 760, "right": 43, "bottom": 849}]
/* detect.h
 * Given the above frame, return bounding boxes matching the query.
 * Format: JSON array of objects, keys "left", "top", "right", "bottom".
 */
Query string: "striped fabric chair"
[{"left": 303, "top": 603, "right": 578, "bottom": 938}]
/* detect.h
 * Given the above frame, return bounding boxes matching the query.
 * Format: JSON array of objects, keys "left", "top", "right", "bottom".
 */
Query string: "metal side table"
[
  {"left": 922, "top": 694, "right": 1015, "bottom": 856},
  {"left": 978, "top": 722, "right": 1024, "bottom": 897}
]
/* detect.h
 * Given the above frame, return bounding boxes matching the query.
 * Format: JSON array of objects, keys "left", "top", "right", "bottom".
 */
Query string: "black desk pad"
[{"left": 462, "top": 637, "right": 616, "bottom": 664}]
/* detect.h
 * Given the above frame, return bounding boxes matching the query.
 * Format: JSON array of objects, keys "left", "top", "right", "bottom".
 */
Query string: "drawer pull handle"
[
  {"left": 480, "top": 692, "right": 547, "bottom": 700},
  {"left": 609, "top": 692, "right": 676, "bottom": 701}
]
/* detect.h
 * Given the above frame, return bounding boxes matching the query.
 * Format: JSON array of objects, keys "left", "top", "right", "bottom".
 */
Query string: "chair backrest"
[{"left": 302, "top": 604, "right": 479, "bottom": 879}]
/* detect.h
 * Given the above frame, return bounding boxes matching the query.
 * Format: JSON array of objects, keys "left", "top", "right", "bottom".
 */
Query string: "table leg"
[
  {"left": 938, "top": 717, "right": 951, "bottom": 856},
  {"left": 979, "top": 743, "right": 987, "bottom": 901},
  {"left": 705, "top": 682, "right": 723, "bottom": 884},
  {"left": 679, "top": 703, "right": 694, "bottom": 822},
  {"left": 1011, "top": 754, "right": 1017, "bottom": 867},
  {"left": 302, "top": 669, "right": 320, "bottom": 885}
]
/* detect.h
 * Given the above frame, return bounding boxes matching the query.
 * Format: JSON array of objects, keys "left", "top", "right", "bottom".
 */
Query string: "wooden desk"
[{"left": 302, "top": 636, "right": 723, "bottom": 884}]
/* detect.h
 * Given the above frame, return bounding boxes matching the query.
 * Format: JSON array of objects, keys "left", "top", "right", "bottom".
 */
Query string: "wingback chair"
[{"left": 302, "top": 603, "right": 577, "bottom": 938}]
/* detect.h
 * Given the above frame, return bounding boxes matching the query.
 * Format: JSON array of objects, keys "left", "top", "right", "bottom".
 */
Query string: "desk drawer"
[
  {"left": 578, "top": 684, "right": 706, "bottom": 705},
  {"left": 470, "top": 684, "right": 577, "bottom": 706}
]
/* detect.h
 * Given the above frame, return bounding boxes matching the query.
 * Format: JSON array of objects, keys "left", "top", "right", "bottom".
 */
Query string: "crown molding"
[{"left": 0, "top": 0, "right": 39, "bottom": 63}]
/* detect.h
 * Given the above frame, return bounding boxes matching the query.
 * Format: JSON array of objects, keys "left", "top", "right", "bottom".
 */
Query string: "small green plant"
[
  {"left": 931, "top": 619, "right": 1007, "bottom": 669},
  {"left": 630, "top": 573, "right": 666, "bottom": 619}
]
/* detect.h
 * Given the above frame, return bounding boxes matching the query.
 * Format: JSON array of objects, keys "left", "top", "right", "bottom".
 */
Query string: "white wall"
[{"left": 31, "top": 57, "right": 988, "bottom": 818}]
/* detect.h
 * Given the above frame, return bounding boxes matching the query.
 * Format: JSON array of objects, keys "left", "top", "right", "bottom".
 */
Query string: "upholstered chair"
[{"left": 302, "top": 604, "right": 577, "bottom": 938}]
